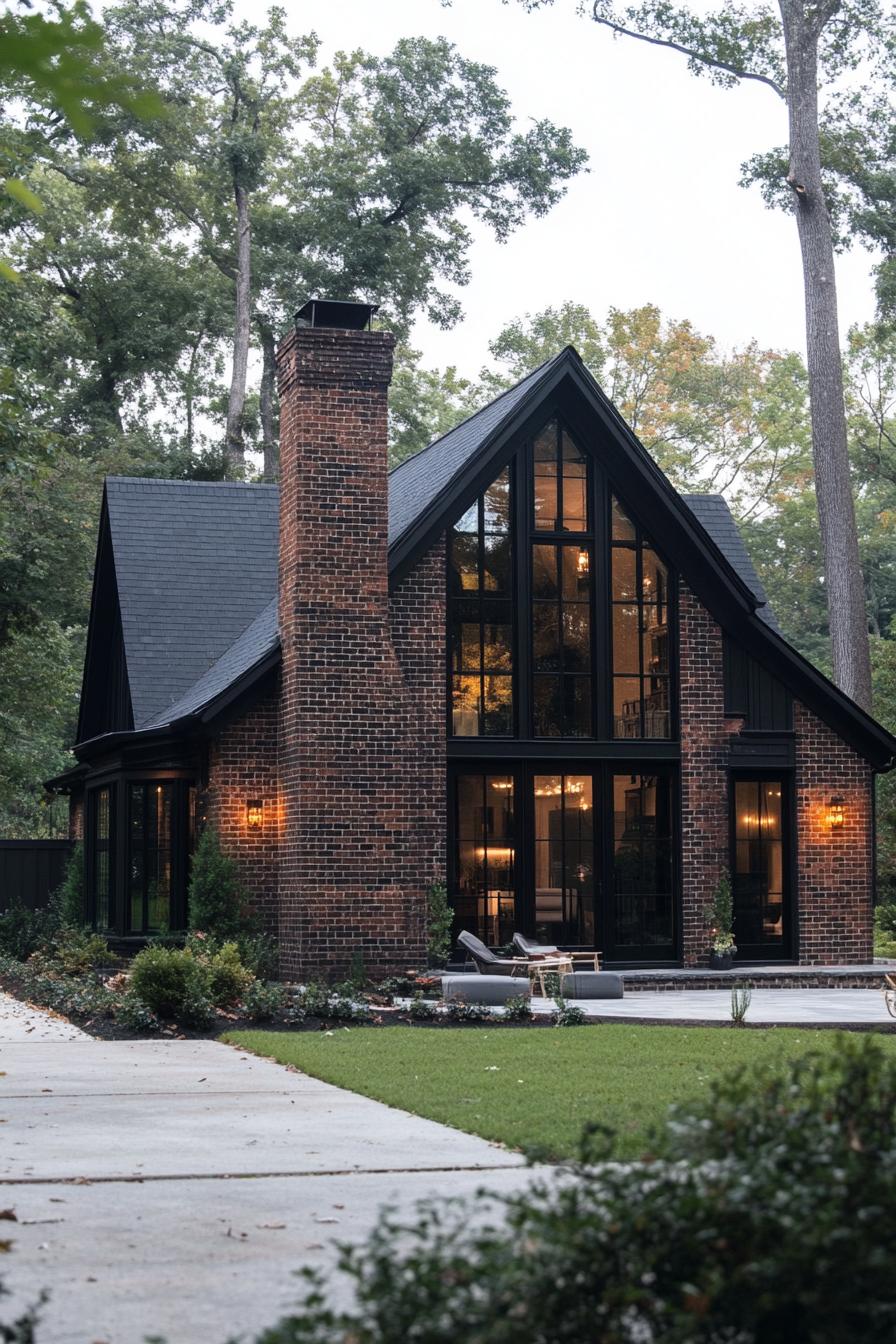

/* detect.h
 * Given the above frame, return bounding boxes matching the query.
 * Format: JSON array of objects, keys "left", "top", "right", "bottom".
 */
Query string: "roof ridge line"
[
  {"left": 106, "top": 475, "right": 278, "bottom": 489},
  {"left": 388, "top": 349, "right": 567, "bottom": 478}
]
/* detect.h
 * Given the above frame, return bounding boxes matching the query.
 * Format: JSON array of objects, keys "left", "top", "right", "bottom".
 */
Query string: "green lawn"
[{"left": 223, "top": 1024, "right": 896, "bottom": 1159}]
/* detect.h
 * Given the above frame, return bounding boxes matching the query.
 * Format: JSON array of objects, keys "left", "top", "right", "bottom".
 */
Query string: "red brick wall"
[
  {"left": 389, "top": 536, "right": 448, "bottom": 901},
  {"left": 679, "top": 582, "right": 744, "bottom": 966},
  {"left": 69, "top": 794, "right": 84, "bottom": 841},
  {"left": 204, "top": 688, "right": 282, "bottom": 939},
  {"left": 793, "top": 702, "right": 874, "bottom": 964},
  {"left": 275, "top": 324, "right": 435, "bottom": 979},
  {"left": 679, "top": 580, "right": 874, "bottom": 966}
]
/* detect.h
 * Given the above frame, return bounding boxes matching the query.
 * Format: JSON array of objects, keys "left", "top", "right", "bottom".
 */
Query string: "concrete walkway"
[
  {"left": 531, "top": 987, "right": 894, "bottom": 1024},
  {"left": 0, "top": 1011, "right": 532, "bottom": 1344}
]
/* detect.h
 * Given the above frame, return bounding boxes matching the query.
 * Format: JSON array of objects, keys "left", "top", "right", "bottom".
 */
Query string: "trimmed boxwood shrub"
[
  {"left": 129, "top": 947, "right": 214, "bottom": 1025},
  {"left": 254, "top": 1036, "right": 896, "bottom": 1344}
]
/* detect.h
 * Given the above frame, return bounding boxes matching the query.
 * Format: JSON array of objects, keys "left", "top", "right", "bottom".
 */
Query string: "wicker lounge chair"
[
  {"left": 457, "top": 930, "right": 530, "bottom": 977},
  {"left": 885, "top": 973, "right": 896, "bottom": 1020}
]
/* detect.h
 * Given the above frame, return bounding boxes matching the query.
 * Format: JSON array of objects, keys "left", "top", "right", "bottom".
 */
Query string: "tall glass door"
[
  {"left": 732, "top": 777, "right": 789, "bottom": 959},
  {"left": 531, "top": 774, "right": 595, "bottom": 946},
  {"left": 449, "top": 766, "right": 676, "bottom": 961},
  {"left": 605, "top": 772, "right": 675, "bottom": 961}
]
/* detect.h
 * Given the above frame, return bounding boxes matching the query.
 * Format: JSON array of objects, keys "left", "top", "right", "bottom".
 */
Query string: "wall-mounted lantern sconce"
[
  {"left": 246, "top": 799, "right": 264, "bottom": 830},
  {"left": 826, "top": 795, "right": 845, "bottom": 831}
]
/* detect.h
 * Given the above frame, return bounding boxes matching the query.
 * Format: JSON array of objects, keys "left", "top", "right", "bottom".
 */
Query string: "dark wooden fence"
[{"left": 0, "top": 840, "right": 73, "bottom": 913}]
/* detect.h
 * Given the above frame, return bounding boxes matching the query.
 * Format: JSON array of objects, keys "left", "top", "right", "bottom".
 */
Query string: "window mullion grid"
[
  {"left": 560, "top": 777, "right": 569, "bottom": 940},
  {"left": 555, "top": 422, "right": 563, "bottom": 532},
  {"left": 636, "top": 532, "right": 645, "bottom": 740}
]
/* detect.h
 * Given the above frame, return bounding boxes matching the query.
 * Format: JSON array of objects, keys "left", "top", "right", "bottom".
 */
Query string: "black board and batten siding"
[{"left": 0, "top": 841, "right": 73, "bottom": 912}]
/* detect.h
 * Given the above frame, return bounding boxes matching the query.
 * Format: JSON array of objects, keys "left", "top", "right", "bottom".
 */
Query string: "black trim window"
[
  {"left": 611, "top": 497, "right": 671, "bottom": 739},
  {"left": 128, "top": 782, "right": 175, "bottom": 934},
  {"left": 609, "top": 772, "right": 674, "bottom": 954},
  {"left": 531, "top": 420, "right": 592, "bottom": 737},
  {"left": 532, "top": 543, "right": 592, "bottom": 736},
  {"left": 92, "top": 786, "right": 113, "bottom": 930},
  {"left": 533, "top": 419, "right": 588, "bottom": 532},
  {"left": 452, "top": 773, "right": 516, "bottom": 945},
  {"left": 533, "top": 774, "right": 595, "bottom": 945},
  {"left": 449, "top": 468, "right": 513, "bottom": 736},
  {"left": 733, "top": 778, "right": 785, "bottom": 952}
]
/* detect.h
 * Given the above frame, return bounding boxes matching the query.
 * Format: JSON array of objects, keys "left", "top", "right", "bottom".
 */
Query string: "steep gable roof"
[
  {"left": 387, "top": 355, "right": 560, "bottom": 546},
  {"left": 75, "top": 352, "right": 895, "bottom": 769},
  {"left": 681, "top": 494, "right": 779, "bottom": 633},
  {"left": 104, "top": 477, "right": 278, "bottom": 729}
]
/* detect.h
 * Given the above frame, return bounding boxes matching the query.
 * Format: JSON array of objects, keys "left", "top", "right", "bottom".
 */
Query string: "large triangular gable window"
[{"left": 447, "top": 415, "right": 675, "bottom": 742}]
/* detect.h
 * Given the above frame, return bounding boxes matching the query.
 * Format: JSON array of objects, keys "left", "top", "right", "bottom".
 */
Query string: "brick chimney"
[{"left": 275, "top": 300, "right": 434, "bottom": 979}]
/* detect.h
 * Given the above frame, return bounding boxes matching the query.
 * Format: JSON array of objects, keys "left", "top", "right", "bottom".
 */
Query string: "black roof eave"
[
  {"left": 68, "top": 645, "right": 281, "bottom": 765},
  {"left": 388, "top": 352, "right": 578, "bottom": 584},
  {"left": 44, "top": 761, "right": 89, "bottom": 792}
]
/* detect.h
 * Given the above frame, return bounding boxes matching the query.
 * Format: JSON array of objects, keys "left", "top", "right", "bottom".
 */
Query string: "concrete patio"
[{"left": 530, "top": 986, "right": 895, "bottom": 1024}]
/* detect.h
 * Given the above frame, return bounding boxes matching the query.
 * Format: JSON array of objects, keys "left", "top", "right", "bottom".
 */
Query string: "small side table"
[{"left": 528, "top": 957, "right": 573, "bottom": 996}]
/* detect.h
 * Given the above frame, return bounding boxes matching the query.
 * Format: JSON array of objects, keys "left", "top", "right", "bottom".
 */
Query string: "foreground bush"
[
  {"left": 0, "top": 895, "right": 58, "bottom": 962},
  {"left": 129, "top": 947, "right": 215, "bottom": 1026},
  {"left": 255, "top": 1036, "right": 896, "bottom": 1344}
]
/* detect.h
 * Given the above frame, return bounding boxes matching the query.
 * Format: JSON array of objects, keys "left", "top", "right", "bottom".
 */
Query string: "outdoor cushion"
[
  {"left": 560, "top": 972, "right": 624, "bottom": 1000},
  {"left": 441, "top": 975, "right": 531, "bottom": 1005}
]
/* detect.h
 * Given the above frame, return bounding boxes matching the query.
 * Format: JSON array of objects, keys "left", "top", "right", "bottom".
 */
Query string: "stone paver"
[
  {"left": 0, "top": 1007, "right": 533, "bottom": 1344},
  {"left": 531, "top": 987, "right": 893, "bottom": 1024}
]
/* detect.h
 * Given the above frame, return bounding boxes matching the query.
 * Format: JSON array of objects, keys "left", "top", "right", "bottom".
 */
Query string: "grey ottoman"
[
  {"left": 561, "top": 971, "right": 624, "bottom": 1000},
  {"left": 441, "top": 974, "right": 531, "bottom": 1005}
]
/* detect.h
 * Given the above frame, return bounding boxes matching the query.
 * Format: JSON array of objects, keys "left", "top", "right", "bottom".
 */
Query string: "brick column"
[
  {"left": 275, "top": 323, "right": 429, "bottom": 979},
  {"left": 678, "top": 582, "right": 743, "bottom": 965},
  {"left": 793, "top": 703, "right": 874, "bottom": 964}
]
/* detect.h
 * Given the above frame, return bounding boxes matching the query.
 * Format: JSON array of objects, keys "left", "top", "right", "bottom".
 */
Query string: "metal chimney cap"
[{"left": 295, "top": 299, "right": 379, "bottom": 331}]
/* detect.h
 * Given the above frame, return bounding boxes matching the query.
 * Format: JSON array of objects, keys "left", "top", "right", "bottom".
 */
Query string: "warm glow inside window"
[
  {"left": 452, "top": 773, "right": 516, "bottom": 944},
  {"left": 531, "top": 421, "right": 592, "bottom": 736},
  {"left": 449, "top": 468, "right": 513, "bottom": 736},
  {"left": 610, "top": 497, "right": 671, "bottom": 739}
]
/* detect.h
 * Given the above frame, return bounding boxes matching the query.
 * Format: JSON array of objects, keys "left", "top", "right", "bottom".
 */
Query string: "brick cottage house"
[{"left": 50, "top": 300, "right": 896, "bottom": 977}]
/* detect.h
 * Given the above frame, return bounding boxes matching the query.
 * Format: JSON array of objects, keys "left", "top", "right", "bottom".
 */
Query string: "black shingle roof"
[
  {"left": 104, "top": 480, "right": 775, "bottom": 731},
  {"left": 681, "top": 494, "right": 780, "bottom": 632},
  {"left": 91, "top": 358, "right": 894, "bottom": 767},
  {"left": 387, "top": 354, "right": 560, "bottom": 546},
  {"left": 105, "top": 478, "right": 278, "bottom": 728}
]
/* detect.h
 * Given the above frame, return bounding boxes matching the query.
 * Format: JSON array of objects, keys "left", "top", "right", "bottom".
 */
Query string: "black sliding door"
[
  {"left": 449, "top": 764, "right": 676, "bottom": 961},
  {"left": 604, "top": 771, "right": 675, "bottom": 962}
]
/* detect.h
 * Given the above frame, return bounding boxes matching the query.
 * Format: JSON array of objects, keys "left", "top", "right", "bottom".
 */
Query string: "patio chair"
[
  {"left": 885, "top": 974, "right": 896, "bottom": 1020},
  {"left": 512, "top": 933, "right": 602, "bottom": 971},
  {"left": 457, "top": 930, "right": 530, "bottom": 977}
]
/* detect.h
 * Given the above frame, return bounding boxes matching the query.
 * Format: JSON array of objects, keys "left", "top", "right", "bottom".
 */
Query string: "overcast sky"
[{"left": 239, "top": 0, "right": 878, "bottom": 376}]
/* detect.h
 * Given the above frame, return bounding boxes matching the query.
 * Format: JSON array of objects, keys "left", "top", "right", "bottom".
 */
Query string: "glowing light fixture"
[
  {"left": 576, "top": 547, "right": 590, "bottom": 576},
  {"left": 246, "top": 799, "right": 264, "bottom": 830},
  {"left": 826, "top": 795, "right": 845, "bottom": 830}
]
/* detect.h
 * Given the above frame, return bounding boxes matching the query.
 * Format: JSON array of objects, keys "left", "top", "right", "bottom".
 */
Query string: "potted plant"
[{"left": 705, "top": 870, "right": 737, "bottom": 971}]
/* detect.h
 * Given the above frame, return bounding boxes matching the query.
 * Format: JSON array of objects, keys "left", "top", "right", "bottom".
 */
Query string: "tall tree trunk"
[
  {"left": 780, "top": 0, "right": 872, "bottom": 709},
  {"left": 225, "top": 181, "right": 251, "bottom": 476},
  {"left": 257, "top": 316, "right": 279, "bottom": 481}
]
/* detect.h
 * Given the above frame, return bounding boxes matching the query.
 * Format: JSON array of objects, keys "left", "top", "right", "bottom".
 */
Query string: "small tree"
[
  {"left": 425, "top": 881, "right": 453, "bottom": 967},
  {"left": 52, "top": 840, "right": 85, "bottom": 927},
  {"left": 187, "top": 825, "right": 255, "bottom": 940}
]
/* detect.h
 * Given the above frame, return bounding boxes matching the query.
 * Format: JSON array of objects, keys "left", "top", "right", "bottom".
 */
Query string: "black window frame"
[
  {"left": 729, "top": 769, "right": 794, "bottom": 961},
  {"left": 447, "top": 464, "right": 515, "bottom": 738},
  {"left": 84, "top": 772, "right": 194, "bottom": 937},
  {"left": 444, "top": 403, "right": 679, "bottom": 746},
  {"left": 609, "top": 494, "right": 674, "bottom": 741}
]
